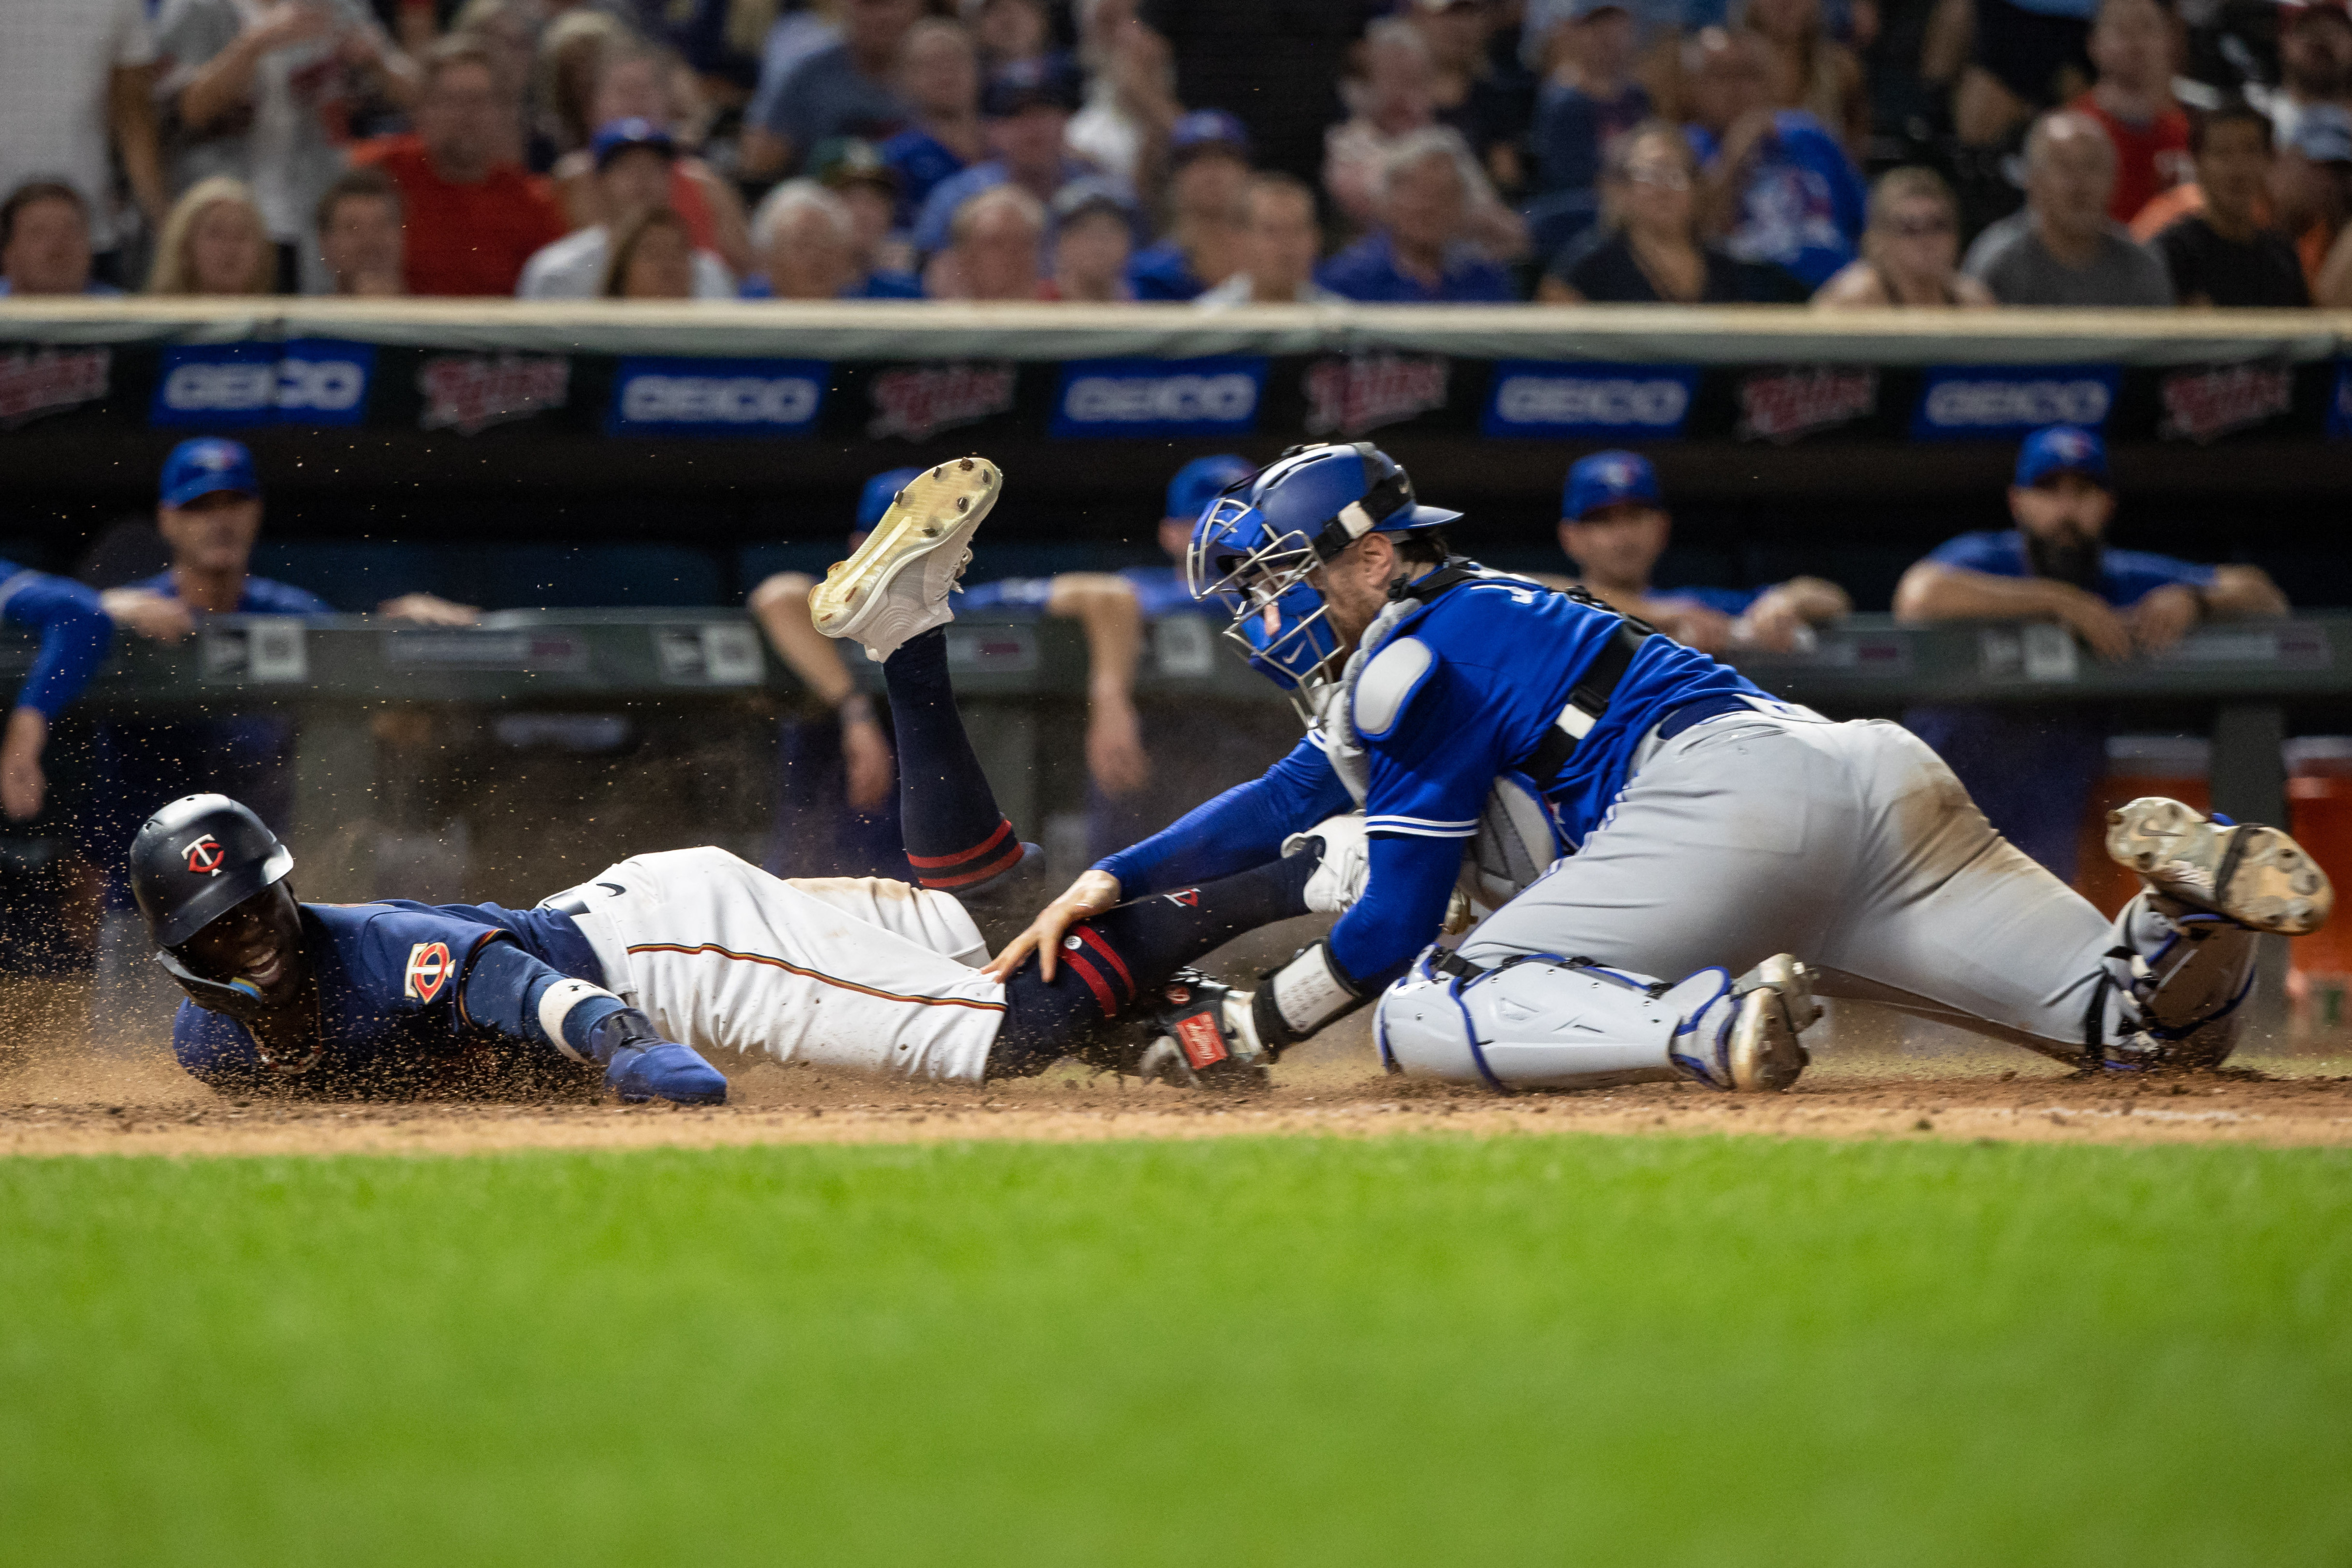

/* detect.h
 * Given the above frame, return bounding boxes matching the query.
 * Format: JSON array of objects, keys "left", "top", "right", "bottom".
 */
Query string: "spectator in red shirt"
[
  {"left": 351, "top": 37, "right": 566, "bottom": 296},
  {"left": 2070, "top": 0, "right": 2191, "bottom": 224}
]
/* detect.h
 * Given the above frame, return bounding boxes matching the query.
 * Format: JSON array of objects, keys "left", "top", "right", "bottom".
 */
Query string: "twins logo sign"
[
  {"left": 606, "top": 357, "right": 829, "bottom": 438},
  {"left": 1049, "top": 357, "right": 1266, "bottom": 439},
  {"left": 150, "top": 340, "right": 376, "bottom": 429},
  {"left": 404, "top": 941, "right": 454, "bottom": 1003}
]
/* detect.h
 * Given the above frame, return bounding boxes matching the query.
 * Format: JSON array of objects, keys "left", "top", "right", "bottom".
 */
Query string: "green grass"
[{"left": 2, "top": 1135, "right": 2349, "bottom": 1567}]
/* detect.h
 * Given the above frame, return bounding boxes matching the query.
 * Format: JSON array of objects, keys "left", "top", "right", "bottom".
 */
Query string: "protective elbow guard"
[{"left": 1249, "top": 940, "right": 1369, "bottom": 1056}]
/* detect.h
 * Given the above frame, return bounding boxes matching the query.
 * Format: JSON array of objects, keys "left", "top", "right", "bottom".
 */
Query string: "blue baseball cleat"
[{"left": 606, "top": 1041, "right": 729, "bottom": 1105}]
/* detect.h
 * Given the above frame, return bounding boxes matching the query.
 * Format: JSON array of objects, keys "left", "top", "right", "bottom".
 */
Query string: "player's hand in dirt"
[
  {"left": 2050, "top": 584, "right": 2135, "bottom": 662},
  {"left": 1085, "top": 693, "right": 1149, "bottom": 797},
  {"left": 605, "top": 1040, "right": 728, "bottom": 1105},
  {"left": 984, "top": 869, "right": 1122, "bottom": 982},
  {"left": 2126, "top": 582, "right": 2201, "bottom": 654},
  {"left": 101, "top": 587, "right": 195, "bottom": 642},
  {"left": 840, "top": 706, "right": 896, "bottom": 812}
]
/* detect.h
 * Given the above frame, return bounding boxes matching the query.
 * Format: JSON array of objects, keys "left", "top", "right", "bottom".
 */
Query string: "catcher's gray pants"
[{"left": 1459, "top": 706, "right": 2117, "bottom": 1058}]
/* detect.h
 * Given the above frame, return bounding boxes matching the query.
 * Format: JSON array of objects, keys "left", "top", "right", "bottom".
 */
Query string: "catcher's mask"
[{"left": 1186, "top": 442, "right": 1461, "bottom": 717}]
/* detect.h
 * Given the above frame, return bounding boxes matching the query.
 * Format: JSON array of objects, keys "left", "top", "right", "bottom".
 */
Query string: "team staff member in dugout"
[
  {"left": 87, "top": 439, "right": 481, "bottom": 949},
  {"left": 1541, "top": 451, "right": 1851, "bottom": 656},
  {"left": 1894, "top": 425, "right": 2288, "bottom": 880}
]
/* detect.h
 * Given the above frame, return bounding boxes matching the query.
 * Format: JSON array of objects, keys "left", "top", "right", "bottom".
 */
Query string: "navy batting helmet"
[{"left": 129, "top": 793, "right": 293, "bottom": 949}]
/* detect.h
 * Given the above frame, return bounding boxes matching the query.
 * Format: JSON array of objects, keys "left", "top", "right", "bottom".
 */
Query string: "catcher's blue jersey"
[
  {"left": 172, "top": 899, "right": 603, "bottom": 1094},
  {"left": 1098, "top": 571, "right": 1770, "bottom": 986}
]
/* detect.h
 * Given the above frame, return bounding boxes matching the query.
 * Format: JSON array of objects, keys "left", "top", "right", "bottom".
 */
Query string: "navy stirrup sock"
[
  {"left": 991, "top": 852, "right": 1317, "bottom": 1075},
  {"left": 882, "top": 629, "right": 1024, "bottom": 890}
]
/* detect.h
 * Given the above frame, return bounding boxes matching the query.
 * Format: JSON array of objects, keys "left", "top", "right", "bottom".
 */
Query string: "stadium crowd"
[{"left": 6, "top": 0, "right": 2352, "bottom": 308}]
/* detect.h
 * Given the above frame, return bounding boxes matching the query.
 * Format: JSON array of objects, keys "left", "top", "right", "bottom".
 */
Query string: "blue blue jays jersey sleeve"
[
  {"left": 1921, "top": 530, "right": 2217, "bottom": 607},
  {"left": 2099, "top": 548, "right": 2216, "bottom": 605},
  {"left": 1095, "top": 734, "right": 1351, "bottom": 894},
  {"left": 0, "top": 563, "right": 112, "bottom": 720},
  {"left": 240, "top": 576, "right": 336, "bottom": 616},
  {"left": 1923, "top": 530, "right": 2029, "bottom": 575},
  {"left": 1120, "top": 566, "right": 1203, "bottom": 620},
  {"left": 1654, "top": 584, "right": 1762, "bottom": 616}
]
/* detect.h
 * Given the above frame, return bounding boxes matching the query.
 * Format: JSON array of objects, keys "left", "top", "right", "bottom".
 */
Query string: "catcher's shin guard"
[
  {"left": 1373, "top": 949, "right": 1815, "bottom": 1093},
  {"left": 2097, "top": 893, "right": 2261, "bottom": 1070}
]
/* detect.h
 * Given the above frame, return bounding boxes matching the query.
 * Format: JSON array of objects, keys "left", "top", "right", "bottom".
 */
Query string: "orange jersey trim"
[{"left": 624, "top": 941, "right": 1008, "bottom": 1012}]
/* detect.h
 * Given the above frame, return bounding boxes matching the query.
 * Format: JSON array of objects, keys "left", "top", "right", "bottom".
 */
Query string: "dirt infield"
[{"left": 6, "top": 1039, "right": 2351, "bottom": 1157}]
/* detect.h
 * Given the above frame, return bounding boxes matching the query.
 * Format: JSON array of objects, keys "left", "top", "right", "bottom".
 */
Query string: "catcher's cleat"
[
  {"left": 1669, "top": 953, "right": 1817, "bottom": 1092},
  {"left": 811, "top": 456, "right": 1002, "bottom": 661},
  {"left": 2105, "top": 796, "right": 2333, "bottom": 936},
  {"left": 1136, "top": 968, "right": 1271, "bottom": 1092}
]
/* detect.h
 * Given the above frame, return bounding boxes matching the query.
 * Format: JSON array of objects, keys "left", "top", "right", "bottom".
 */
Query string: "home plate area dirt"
[{"left": 5, "top": 997, "right": 2351, "bottom": 1157}]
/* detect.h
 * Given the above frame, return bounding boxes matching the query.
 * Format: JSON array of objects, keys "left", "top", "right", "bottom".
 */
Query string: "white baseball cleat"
[
  {"left": 2105, "top": 796, "right": 2332, "bottom": 936},
  {"left": 1725, "top": 953, "right": 1818, "bottom": 1092},
  {"left": 810, "top": 456, "right": 1003, "bottom": 660}
]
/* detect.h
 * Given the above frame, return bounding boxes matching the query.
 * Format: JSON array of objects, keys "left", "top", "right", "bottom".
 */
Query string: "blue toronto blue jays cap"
[
  {"left": 160, "top": 437, "right": 259, "bottom": 508},
  {"left": 2014, "top": 425, "right": 2110, "bottom": 489},
  {"left": 590, "top": 117, "right": 676, "bottom": 169},
  {"left": 1165, "top": 454, "right": 1255, "bottom": 523},
  {"left": 1169, "top": 109, "right": 1252, "bottom": 163},
  {"left": 1563, "top": 450, "right": 1661, "bottom": 520},
  {"left": 858, "top": 467, "right": 927, "bottom": 531}
]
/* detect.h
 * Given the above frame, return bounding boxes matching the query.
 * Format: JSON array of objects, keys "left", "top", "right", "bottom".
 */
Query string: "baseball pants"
[
  {"left": 552, "top": 847, "right": 1009, "bottom": 1083},
  {"left": 1458, "top": 706, "right": 2121, "bottom": 1057}
]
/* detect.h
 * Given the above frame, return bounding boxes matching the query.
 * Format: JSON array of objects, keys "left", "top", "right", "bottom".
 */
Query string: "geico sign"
[
  {"left": 1923, "top": 378, "right": 2111, "bottom": 427},
  {"left": 620, "top": 374, "right": 820, "bottom": 425},
  {"left": 1494, "top": 375, "right": 1688, "bottom": 426},
  {"left": 159, "top": 357, "right": 367, "bottom": 412},
  {"left": 1063, "top": 372, "right": 1258, "bottom": 424}
]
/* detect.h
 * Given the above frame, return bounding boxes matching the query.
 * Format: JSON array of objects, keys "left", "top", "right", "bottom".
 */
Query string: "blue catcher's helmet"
[{"left": 1187, "top": 442, "right": 1461, "bottom": 698}]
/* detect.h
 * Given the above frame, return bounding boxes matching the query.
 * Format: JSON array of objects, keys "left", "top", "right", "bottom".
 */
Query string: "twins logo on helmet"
[
  {"left": 184, "top": 837, "right": 226, "bottom": 876},
  {"left": 404, "top": 941, "right": 453, "bottom": 1003}
]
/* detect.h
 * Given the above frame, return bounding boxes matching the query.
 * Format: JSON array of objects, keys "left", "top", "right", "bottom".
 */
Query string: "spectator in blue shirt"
[
  {"left": 741, "top": 0, "right": 922, "bottom": 181},
  {"left": 1895, "top": 425, "right": 2289, "bottom": 878},
  {"left": 1685, "top": 27, "right": 1867, "bottom": 288},
  {"left": 1528, "top": 0, "right": 1652, "bottom": 200},
  {"left": 877, "top": 18, "right": 988, "bottom": 233},
  {"left": 0, "top": 181, "right": 125, "bottom": 298},
  {"left": 960, "top": 454, "right": 1295, "bottom": 860},
  {"left": 1125, "top": 109, "right": 1253, "bottom": 302},
  {"left": 1316, "top": 128, "right": 1519, "bottom": 303},
  {"left": 910, "top": 56, "right": 1102, "bottom": 260},
  {"left": 1545, "top": 450, "right": 1849, "bottom": 654}
]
